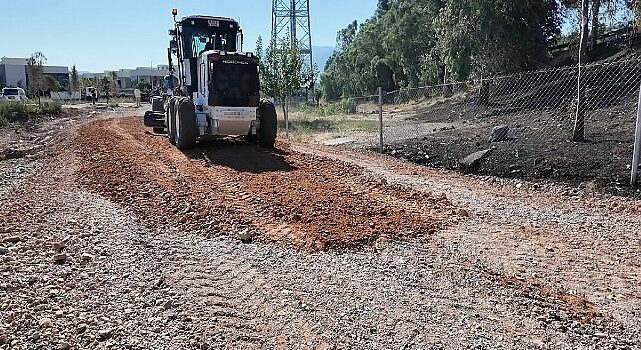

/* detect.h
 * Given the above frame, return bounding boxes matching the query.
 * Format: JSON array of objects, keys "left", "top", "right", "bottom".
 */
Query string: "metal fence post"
[
  {"left": 631, "top": 84, "right": 641, "bottom": 186},
  {"left": 378, "top": 87, "right": 384, "bottom": 153},
  {"left": 285, "top": 96, "right": 289, "bottom": 139}
]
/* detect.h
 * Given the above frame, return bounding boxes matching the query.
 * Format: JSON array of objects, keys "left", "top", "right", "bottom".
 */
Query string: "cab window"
[{"left": 192, "top": 32, "right": 235, "bottom": 56}]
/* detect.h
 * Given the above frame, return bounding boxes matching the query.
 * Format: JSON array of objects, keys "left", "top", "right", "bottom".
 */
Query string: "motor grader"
[{"left": 144, "top": 8, "right": 277, "bottom": 149}]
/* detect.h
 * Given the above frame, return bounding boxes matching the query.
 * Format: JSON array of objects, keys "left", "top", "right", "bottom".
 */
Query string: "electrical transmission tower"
[{"left": 272, "top": 0, "right": 313, "bottom": 74}]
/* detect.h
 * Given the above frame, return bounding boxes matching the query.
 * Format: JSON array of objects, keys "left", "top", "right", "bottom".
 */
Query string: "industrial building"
[
  {"left": 80, "top": 65, "right": 175, "bottom": 93},
  {"left": 0, "top": 57, "right": 69, "bottom": 89}
]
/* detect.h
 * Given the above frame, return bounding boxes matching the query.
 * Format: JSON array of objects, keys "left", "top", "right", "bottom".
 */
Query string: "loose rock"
[
  {"left": 53, "top": 253, "right": 68, "bottom": 263},
  {"left": 39, "top": 318, "right": 53, "bottom": 328},
  {"left": 3, "top": 236, "right": 21, "bottom": 243},
  {"left": 459, "top": 149, "right": 493, "bottom": 173},
  {"left": 490, "top": 125, "right": 509, "bottom": 142}
]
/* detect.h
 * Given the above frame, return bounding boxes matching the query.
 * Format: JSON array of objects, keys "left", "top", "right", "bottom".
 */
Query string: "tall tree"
[
  {"left": 69, "top": 65, "right": 79, "bottom": 101},
  {"left": 591, "top": 0, "right": 602, "bottom": 48},
  {"left": 436, "top": 0, "right": 557, "bottom": 79},
  {"left": 376, "top": 0, "right": 392, "bottom": 16},
  {"left": 26, "top": 52, "right": 47, "bottom": 105},
  {"left": 321, "top": 0, "right": 563, "bottom": 99},
  {"left": 109, "top": 71, "right": 119, "bottom": 99},
  {"left": 336, "top": 20, "right": 359, "bottom": 50},
  {"left": 98, "top": 76, "right": 110, "bottom": 101},
  {"left": 256, "top": 35, "right": 311, "bottom": 136},
  {"left": 45, "top": 75, "right": 61, "bottom": 92}
]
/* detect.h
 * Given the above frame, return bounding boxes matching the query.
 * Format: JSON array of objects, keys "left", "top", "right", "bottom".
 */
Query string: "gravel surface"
[
  {"left": 1, "top": 112, "right": 640, "bottom": 349},
  {"left": 71, "top": 117, "right": 456, "bottom": 251}
]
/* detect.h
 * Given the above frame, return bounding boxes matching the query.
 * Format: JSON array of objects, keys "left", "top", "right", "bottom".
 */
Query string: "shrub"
[
  {"left": 0, "top": 102, "right": 32, "bottom": 124},
  {"left": 293, "top": 98, "right": 357, "bottom": 116},
  {"left": 0, "top": 101, "right": 62, "bottom": 126},
  {"left": 39, "top": 101, "right": 62, "bottom": 115}
]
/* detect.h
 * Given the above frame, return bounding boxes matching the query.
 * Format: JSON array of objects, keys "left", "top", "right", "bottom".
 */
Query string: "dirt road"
[{"left": 1, "top": 112, "right": 640, "bottom": 349}]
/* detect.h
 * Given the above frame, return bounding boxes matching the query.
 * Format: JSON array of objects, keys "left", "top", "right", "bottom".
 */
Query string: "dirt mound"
[{"left": 71, "top": 117, "right": 456, "bottom": 251}]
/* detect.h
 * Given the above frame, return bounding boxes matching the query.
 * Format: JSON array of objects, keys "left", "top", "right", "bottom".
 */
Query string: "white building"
[
  {"left": 80, "top": 65, "right": 175, "bottom": 92},
  {"left": 0, "top": 57, "right": 69, "bottom": 89}
]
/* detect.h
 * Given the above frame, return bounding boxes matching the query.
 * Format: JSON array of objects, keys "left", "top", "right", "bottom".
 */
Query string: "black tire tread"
[
  {"left": 175, "top": 97, "right": 198, "bottom": 150},
  {"left": 166, "top": 97, "right": 178, "bottom": 145},
  {"left": 257, "top": 100, "right": 277, "bottom": 149}
]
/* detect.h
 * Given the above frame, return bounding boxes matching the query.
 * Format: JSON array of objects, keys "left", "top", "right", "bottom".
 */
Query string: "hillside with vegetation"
[{"left": 320, "top": 0, "right": 641, "bottom": 100}]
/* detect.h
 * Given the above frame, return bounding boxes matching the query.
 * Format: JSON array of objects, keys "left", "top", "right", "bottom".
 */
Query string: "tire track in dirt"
[
  {"left": 291, "top": 142, "right": 640, "bottom": 327},
  {"left": 69, "top": 117, "right": 613, "bottom": 326},
  {"left": 71, "top": 117, "right": 457, "bottom": 251}
]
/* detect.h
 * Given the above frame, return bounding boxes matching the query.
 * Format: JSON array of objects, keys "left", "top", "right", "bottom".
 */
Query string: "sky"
[{"left": 0, "top": 0, "right": 377, "bottom": 73}]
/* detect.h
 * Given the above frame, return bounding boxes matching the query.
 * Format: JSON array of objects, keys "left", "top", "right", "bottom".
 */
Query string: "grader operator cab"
[{"left": 144, "top": 8, "right": 277, "bottom": 149}]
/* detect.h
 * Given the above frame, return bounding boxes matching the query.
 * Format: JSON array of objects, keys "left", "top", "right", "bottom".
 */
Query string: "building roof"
[
  {"left": 1, "top": 57, "right": 27, "bottom": 65},
  {"left": 43, "top": 66, "right": 69, "bottom": 74},
  {"left": 1, "top": 57, "right": 69, "bottom": 75}
]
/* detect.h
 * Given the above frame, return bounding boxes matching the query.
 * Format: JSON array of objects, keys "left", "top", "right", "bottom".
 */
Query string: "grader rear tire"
[
  {"left": 175, "top": 97, "right": 198, "bottom": 150},
  {"left": 257, "top": 100, "right": 277, "bottom": 149},
  {"left": 166, "top": 97, "right": 178, "bottom": 145}
]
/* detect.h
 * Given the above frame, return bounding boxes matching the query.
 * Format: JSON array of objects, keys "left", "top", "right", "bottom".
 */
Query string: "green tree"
[
  {"left": 436, "top": 0, "right": 557, "bottom": 79},
  {"left": 80, "top": 77, "right": 92, "bottom": 89},
  {"left": 45, "top": 75, "right": 62, "bottom": 92},
  {"left": 256, "top": 35, "right": 312, "bottom": 136},
  {"left": 26, "top": 52, "right": 47, "bottom": 105},
  {"left": 137, "top": 80, "right": 151, "bottom": 92},
  {"left": 376, "top": 0, "right": 392, "bottom": 16},
  {"left": 69, "top": 65, "right": 79, "bottom": 100},
  {"left": 98, "top": 76, "right": 110, "bottom": 101},
  {"left": 321, "top": 0, "right": 564, "bottom": 98},
  {"left": 336, "top": 20, "right": 359, "bottom": 50},
  {"left": 560, "top": 0, "right": 632, "bottom": 50},
  {"left": 108, "top": 71, "right": 119, "bottom": 98}
]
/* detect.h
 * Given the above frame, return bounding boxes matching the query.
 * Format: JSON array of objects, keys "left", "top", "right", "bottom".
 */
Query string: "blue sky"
[{"left": 1, "top": 0, "right": 376, "bottom": 72}]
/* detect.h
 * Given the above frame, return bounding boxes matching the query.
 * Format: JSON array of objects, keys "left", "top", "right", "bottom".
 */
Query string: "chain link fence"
[{"left": 323, "top": 58, "right": 641, "bottom": 190}]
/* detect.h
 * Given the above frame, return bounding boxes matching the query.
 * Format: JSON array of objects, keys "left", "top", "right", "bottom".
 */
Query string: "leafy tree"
[
  {"left": 137, "top": 80, "right": 151, "bottom": 92},
  {"left": 437, "top": 0, "right": 558, "bottom": 79},
  {"left": 336, "top": 20, "right": 359, "bottom": 50},
  {"left": 376, "top": 0, "right": 392, "bottom": 16},
  {"left": 69, "top": 65, "right": 79, "bottom": 99},
  {"left": 80, "top": 77, "right": 91, "bottom": 89},
  {"left": 321, "top": 0, "right": 566, "bottom": 98},
  {"left": 108, "top": 71, "right": 119, "bottom": 98},
  {"left": 98, "top": 76, "right": 110, "bottom": 100},
  {"left": 561, "top": 0, "right": 633, "bottom": 50},
  {"left": 45, "top": 75, "right": 62, "bottom": 92},
  {"left": 26, "top": 52, "right": 47, "bottom": 105},
  {"left": 256, "top": 35, "right": 313, "bottom": 135}
]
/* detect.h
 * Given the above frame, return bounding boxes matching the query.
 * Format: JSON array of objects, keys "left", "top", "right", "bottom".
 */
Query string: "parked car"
[{"left": 2, "top": 87, "right": 28, "bottom": 102}]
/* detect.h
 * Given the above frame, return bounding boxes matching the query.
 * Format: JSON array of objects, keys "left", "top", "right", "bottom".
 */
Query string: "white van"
[{"left": 2, "top": 87, "right": 28, "bottom": 102}]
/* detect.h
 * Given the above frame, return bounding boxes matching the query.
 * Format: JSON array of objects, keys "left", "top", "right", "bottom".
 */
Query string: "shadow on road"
[{"left": 184, "top": 138, "right": 297, "bottom": 174}]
